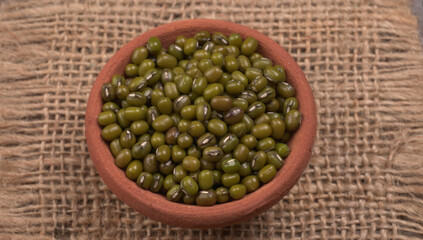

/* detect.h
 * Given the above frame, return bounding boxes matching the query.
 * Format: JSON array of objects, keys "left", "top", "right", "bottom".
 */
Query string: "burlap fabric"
[{"left": 1, "top": 0, "right": 423, "bottom": 239}]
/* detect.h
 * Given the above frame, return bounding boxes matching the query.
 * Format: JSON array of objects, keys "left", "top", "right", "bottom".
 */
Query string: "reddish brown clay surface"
[{"left": 85, "top": 19, "right": 317, "bottom": 229}]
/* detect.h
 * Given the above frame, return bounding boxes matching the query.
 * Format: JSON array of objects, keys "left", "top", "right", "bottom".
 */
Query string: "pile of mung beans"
[{"left": 98, "top": 31, "right": 301, "bottom": 206}]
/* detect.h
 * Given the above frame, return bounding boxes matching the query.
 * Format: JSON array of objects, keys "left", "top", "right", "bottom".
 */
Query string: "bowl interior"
[{"left": 85, "top": 19, "right": 317, "bottom": 228}]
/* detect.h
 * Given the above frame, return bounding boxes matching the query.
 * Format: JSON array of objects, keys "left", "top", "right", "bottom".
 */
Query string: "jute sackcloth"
[{"left": 1, "top": 0, "right": 423, "bottom": 239}]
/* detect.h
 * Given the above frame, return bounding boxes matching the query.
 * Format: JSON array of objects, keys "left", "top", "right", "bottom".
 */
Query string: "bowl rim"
[{"left": 85, "top": 19, "right": 317, "bottom": 229}]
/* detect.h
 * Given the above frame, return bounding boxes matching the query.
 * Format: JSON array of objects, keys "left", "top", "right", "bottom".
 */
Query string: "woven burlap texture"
[{"left": 1, "top": 0, "right": 423, "bottom": 239}]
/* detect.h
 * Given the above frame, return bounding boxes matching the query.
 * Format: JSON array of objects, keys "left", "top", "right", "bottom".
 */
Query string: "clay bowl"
[{"left": 85, "top": 19, "right": 317, "bottom": 229}]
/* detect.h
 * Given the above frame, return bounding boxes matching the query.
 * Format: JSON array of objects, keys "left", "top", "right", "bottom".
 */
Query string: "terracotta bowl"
[{"left": 85, "top": 19, "right": 317, "bottom": 229}]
